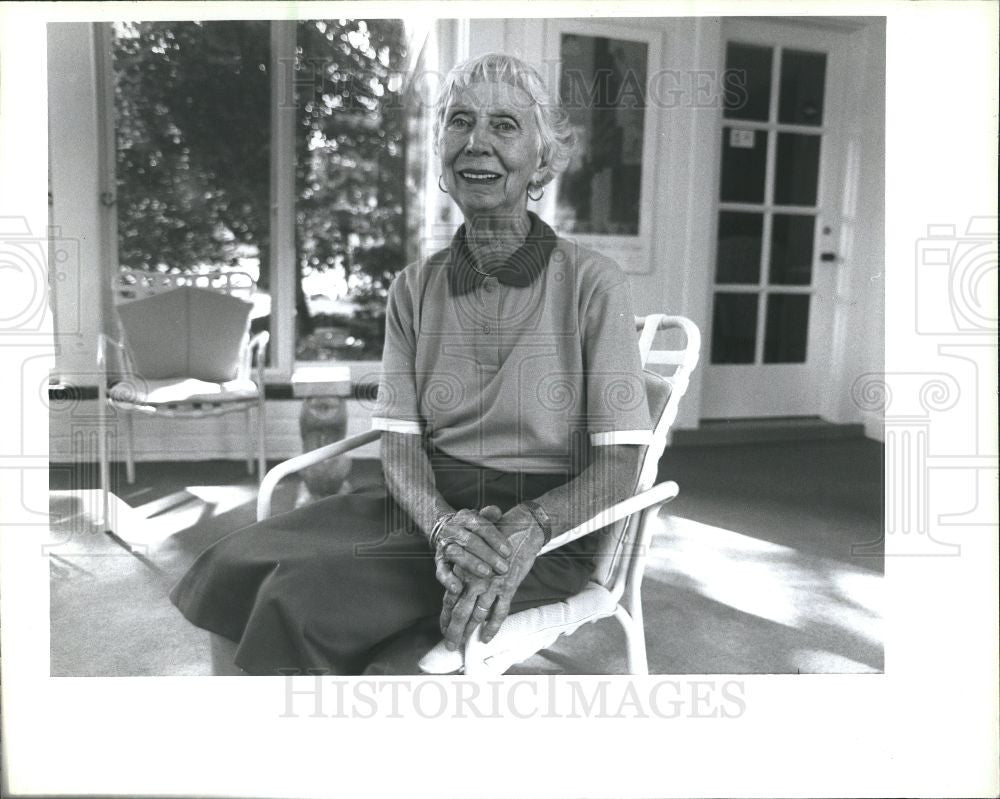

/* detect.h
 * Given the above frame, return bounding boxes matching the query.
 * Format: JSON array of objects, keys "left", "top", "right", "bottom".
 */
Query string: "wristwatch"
[{"left": 520, "top": 500, "right": 552, "bottom": 545}]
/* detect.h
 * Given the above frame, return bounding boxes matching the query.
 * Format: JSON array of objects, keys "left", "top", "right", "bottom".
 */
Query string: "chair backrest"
[
  {"left": 113, "top": 269, "right": 255, "bottom": 304},
  {"left": 111, "top": 271, "right": 256, "bottom": 382},
  {"left": 590, "top": 315, "right": 701, "bottom": 591}
]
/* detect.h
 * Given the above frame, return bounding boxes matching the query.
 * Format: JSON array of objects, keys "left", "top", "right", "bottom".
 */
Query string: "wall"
[
  {"left": 823, "top": 20, "right": 887, "bottom": 438},
  {"left": 48, "top": 398, "right": 382, "bottom": 463},
  {"left": 47, "top": 23, "right": 108, "bottom": 384}
]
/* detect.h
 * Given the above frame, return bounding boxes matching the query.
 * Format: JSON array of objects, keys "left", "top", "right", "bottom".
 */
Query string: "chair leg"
[
  {"left": 123, "top": 411, "right": 136, "bottom": 484},
  {"left": 614, "top": 605, "right": 649, "bottom": 676},
  {"left": 244, "top": 408, "right": 254, "bottom": 475},
  {"left": 627, "top": 605, "right": 650, "bottom": 676},
  {"left": 256, "top": 399, "right": 266, "bottom": 484},
  {"left": 98, "top": 402, "right": 110, "bottom": 530}
]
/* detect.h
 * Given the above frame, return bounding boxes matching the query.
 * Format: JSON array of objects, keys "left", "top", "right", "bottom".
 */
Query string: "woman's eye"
[
  {"left": 448, "top": 116, "right": 471, "bottom": 129},
  {"left": 494, "top": 120, "right": 516, "bottom": 132}
]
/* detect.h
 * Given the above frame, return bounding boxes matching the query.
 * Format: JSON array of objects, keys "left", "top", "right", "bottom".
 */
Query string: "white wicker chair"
[
  {"left": 98, "top": 270, "right": 269, "bottom": 528},
  {"left": 254, "top": 314, "right": 700, "bottom": 675}
]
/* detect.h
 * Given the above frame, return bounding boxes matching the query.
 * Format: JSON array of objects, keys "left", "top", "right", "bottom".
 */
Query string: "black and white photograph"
[
  {"left": 0, "top": 2, "right": 996, "bottom": 798},
  {"left": 44, "top": 13, "right": 889, "bottom": 678}
]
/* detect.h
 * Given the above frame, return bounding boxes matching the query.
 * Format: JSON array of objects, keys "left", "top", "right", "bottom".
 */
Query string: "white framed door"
[
  {"left": 701, "top": 19, "right": 855, "bottom": 419},
  {"left": 537, "top": 18, "right": 664, "bottom": 275}
]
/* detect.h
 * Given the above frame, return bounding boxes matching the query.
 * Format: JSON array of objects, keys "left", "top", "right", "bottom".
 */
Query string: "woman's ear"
[
  {"left": 532, "top": 138, "right": 548, "bottom": 184},
  {"left": 532, "top": 158, "right": 549, "bottom": 188}
]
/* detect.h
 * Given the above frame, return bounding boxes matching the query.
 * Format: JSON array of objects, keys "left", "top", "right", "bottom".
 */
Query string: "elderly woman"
[{"left": 170, "top": 52, "right": 651, "bottom": 675}]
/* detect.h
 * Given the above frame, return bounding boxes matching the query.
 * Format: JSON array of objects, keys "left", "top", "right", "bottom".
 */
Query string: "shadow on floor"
[{"left": 49, "top": 438, "right": 884, "bottom": 676}]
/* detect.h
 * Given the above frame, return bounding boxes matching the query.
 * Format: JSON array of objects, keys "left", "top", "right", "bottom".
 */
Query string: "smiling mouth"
[{"left": 458, "top": 169, "right": 502, "bottom": 183}]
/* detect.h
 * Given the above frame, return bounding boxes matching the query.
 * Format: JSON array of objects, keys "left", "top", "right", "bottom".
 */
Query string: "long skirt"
[{"left": 169, "top": 453, "right": 595, "bottom": 675}]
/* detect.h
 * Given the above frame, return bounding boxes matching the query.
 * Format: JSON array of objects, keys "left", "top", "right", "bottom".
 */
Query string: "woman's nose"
[{"left": 464, "top": 122, "right": 492, "bottom": 154}]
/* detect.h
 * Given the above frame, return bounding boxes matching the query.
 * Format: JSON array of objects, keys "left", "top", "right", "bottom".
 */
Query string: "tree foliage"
[{"left": 112, "top": 20, "right": 410, "bottom": 355}]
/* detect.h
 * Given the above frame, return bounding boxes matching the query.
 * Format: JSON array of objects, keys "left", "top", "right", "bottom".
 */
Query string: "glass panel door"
[
  {"left": 710, "top": 39, "right": 828, "bottom": 368},
  {"left": 701, "top": 18, "right": 852, "bottom": 420}
]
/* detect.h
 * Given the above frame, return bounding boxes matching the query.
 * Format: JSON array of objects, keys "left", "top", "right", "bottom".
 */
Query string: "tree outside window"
[{"left": 112, "top": 19, "right": 416, "bottom": 364}]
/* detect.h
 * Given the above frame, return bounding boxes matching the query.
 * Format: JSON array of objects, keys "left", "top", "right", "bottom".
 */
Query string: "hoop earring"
[
  {"left": 438, "top": 175, "right": 449, "bottom": 194},
  {"left": 527, "top": 184, "right": 544, "bottom": 202}
]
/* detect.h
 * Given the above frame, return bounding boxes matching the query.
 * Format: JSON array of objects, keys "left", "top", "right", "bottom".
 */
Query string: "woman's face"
[{"left": 438, "top": 80, "right": 545, "bottom": 221}]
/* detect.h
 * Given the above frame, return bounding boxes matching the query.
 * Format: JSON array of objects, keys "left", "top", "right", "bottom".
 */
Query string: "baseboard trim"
[
  {"left": 673, "top": 418, "right": 868, "bottom": 447},
  {"left": 48, "top": 382, "right": 381, "bottom": 402}
]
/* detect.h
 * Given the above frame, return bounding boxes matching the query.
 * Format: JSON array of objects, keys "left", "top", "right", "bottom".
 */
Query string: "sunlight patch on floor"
[
  {"left": 646, "top": 514, "right": 806, "bottom": 627},
  {"left": 184, "top": 485, "right": 259, "bottom": 515},
  {"left": 125, "top": 484, "right": 258, "bottom": 543},
  {"left": 52, "top": 486, "right": 259, "bottom": 547},
  {"left": 790, "top": 648, "right": 878, "bottom": 673},
  {"left": 647, "top": 514, "right": 883, "bottom": 650}
]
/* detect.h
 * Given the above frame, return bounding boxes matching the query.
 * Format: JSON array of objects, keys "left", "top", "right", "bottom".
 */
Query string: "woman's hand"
[
  {"left": 439, "top": 504, "right": 545, "bottom": 651},
  {"left": 439, "top": 571, "right": 493, "bottom": 651},
  {"left": 432, "top": 506, "right": 511, "bottom": 595},
  {"left": 438, "top": 505, "right": 503, "bottom": 644}
]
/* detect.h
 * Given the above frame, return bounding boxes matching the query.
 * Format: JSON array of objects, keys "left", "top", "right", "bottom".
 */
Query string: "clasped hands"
[{"left": 433, "top": 504, "right": 545, "bottom": 652}]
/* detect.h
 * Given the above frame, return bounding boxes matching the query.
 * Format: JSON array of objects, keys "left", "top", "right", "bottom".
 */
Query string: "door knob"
[{"left": 820, "top": 252, "right": 838, "bottom": 262}]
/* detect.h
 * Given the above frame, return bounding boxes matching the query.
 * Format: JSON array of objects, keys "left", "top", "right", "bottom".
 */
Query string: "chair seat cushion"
[
  {"left": 110, "top": 377, "right": 259, "bottom": 406},
  {"left": 418, "top": 581, "right": 618, "bottom": 675}
]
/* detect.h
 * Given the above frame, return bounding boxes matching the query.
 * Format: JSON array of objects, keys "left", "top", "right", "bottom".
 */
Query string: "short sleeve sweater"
[{"left": 372, "top": 212, "right": 652, "bottom": 474}]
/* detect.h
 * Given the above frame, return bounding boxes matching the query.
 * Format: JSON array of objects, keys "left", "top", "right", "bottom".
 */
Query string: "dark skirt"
[{"left": 169, "top": 454, "right": 595, "bottom": 675}]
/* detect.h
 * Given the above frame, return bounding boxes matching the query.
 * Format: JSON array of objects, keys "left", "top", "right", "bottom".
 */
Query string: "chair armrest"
[
  {"left": 537, "top": 480, "right": 679, "bottom": 555},
  {"left": 257, "top": 429, "right": 382, "bottom": 520},
  {"left": 248, "top": 331, "right": 270, "bottom": 362},
  {"left": 243, "top": 330, "right": 270, "bottom": 384}
]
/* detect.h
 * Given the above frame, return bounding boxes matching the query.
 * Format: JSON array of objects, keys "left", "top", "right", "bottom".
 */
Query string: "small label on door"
[{"left": 729, "top": 129, "right": 756, "bottom": 149}]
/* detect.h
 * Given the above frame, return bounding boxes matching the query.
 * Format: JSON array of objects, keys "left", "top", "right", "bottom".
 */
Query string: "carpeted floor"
[{"left": 49, "top": 437, "right": 883, "bottom": 676}]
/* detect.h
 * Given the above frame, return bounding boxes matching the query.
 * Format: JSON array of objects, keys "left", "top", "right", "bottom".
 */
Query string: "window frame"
[
  {"left": 270, "top": 20, "right": 296, "bottom": 380},
  {"left": 540, "top": 18, "right": 664, "bottom": 275}
]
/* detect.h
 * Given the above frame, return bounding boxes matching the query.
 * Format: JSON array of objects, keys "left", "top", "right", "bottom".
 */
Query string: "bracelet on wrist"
[
  {"left": 429, "top": 512, "right": 456, "bottom": 549},
  {"left": 520, "top": 500, "right": 552, "bottom": 545}
]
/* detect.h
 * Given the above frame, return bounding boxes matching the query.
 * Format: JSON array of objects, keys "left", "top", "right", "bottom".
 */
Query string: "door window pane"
[
  {"left": 763, "top": 293, "right": 810, "bottom": 363},
  {"left": 769, "top": 214, "right": 815, "bottom": 285},
  {"left": 711, "top": 292, "right": 759, "bottom": 364},
  {"left": 557, "top": 33, "right": 648, "bottom": 235},
  {"left": 716, "top": 211, "right": 763, "bottom": 284},
  {"left": 779, "top": 49, "right": 827, "bottom": 126},
  {"left": 774, "top": 133, "right": 820, "bottom": 206},
  {"left": 723, "top": 42, "right": 773, "bottom": 122},
  {"left": 720, "top": 127, "right": 768, "bottom": 204},
  {"left": 112, "top": 21, "right": 272, "bottom": 347}
]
